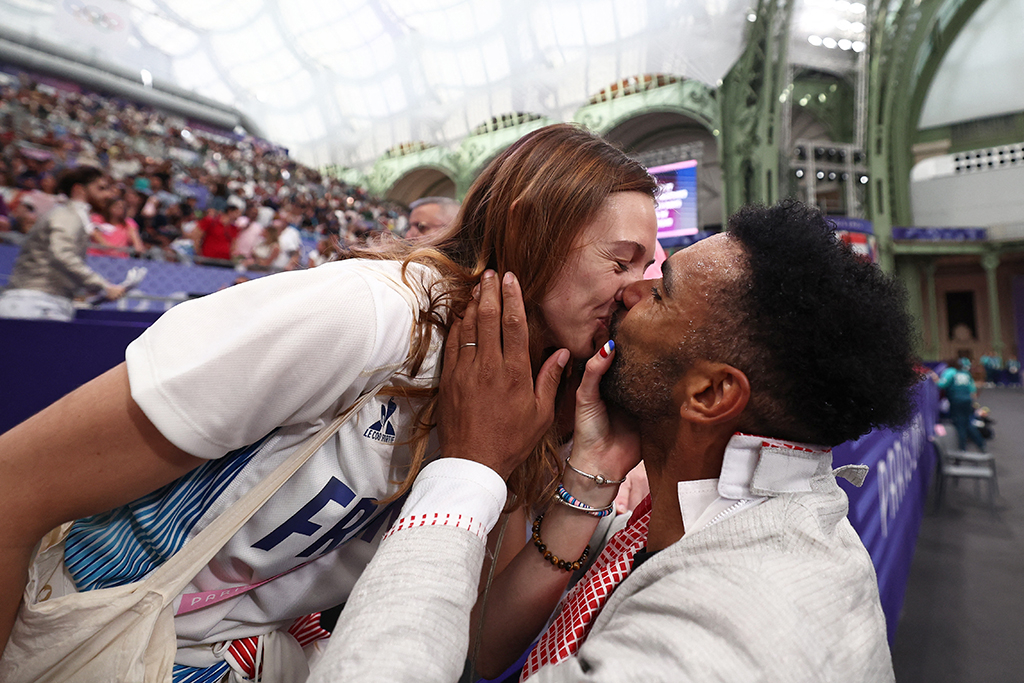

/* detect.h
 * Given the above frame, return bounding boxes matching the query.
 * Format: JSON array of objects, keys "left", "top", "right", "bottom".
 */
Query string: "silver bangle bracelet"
[{"left": 564, "top": 455, "right": 627, "bottom": 486}]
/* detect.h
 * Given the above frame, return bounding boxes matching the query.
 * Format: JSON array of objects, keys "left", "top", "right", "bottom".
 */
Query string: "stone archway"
[{"left": 385, "top": 167, "right": 457, "bottom": 205}]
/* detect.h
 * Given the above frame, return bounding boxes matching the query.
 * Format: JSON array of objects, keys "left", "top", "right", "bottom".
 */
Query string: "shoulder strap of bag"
[{"left": 140, "top": 380, "right": 388, "bottom": 606}]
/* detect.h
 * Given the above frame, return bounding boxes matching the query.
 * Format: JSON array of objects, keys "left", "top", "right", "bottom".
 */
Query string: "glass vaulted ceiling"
[
  {"left": 3, "top": 0, "right": 1019, "bottom": 168},
  {"left": 0, "top": 0, "right": 750, "bottom": 167}
]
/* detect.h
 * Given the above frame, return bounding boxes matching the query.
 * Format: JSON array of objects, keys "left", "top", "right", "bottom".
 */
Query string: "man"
[
  {"left": 0, "top": 165, "right": 125, "bottom": 321},
  {"left": 231, "top": 203, "right": 265, "bottom": 260},
  {"left": 405, "top": 196, "right": 460, "bottom": 240},
  {"left": 193, "top": 203, "right": 242, "bottom": 261},
  {"left": 0, "top": 197, "right": 36, "bottom": 246},
  {"left": 311, "top": 200, "right": 918, "bottom": 682},
  {"left": 276, "top": 213, "right": 304, "bottom": 270},
  {"left": 937, "top": 358, "right": 985, "bottom": 451}
]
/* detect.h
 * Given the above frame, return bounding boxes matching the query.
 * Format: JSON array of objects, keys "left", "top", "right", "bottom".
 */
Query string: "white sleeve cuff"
[{"left": 384, "top": 458, "right": 508, "bottom": 542}]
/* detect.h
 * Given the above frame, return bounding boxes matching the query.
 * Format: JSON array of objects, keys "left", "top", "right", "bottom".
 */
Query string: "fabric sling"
[{"left": 0, "top": 381, "right": 386, "bottom": 683}]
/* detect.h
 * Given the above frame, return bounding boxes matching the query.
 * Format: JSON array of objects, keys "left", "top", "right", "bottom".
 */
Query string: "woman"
[
  {"left": 0, "top": 124, "right": 657, "bottom": 681},
  {"left": 88, "top": 196, "right": 144, "bottom": 258},
  {"left": 245, "top": 220, "right": 281, "bottom": 270}
]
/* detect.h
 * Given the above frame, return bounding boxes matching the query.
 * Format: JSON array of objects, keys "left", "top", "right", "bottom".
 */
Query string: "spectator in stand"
[
  {"left": 209, "top": 181, "right": 230, "bottom": 213},
  {"left": 0, "top": 193, "right": 9, "bottom": 232},
  {"left": 275, "top": 215, "right": 303, "bottom": 270},
  {"left": 39, "top": 172, "right": 57, "bottom": 196},
  {"left": 405, "top": 196, "right": 460, "bottom": 240},
  {"left": 980, "top": 351, "right": 1002, "bottom": 386},
  {"left": 232, "top": 203, "right": 264, "bottom": 261},
  {"left": 0, "top": 165, "right": 125, "bottom": 320},
  {"left": 88, "top": 196, "right": 144, "bottom": 258},
  {"left": 307, "top": 234, "right": 342, "bottom": 268},
  {"left": 138, "top": 199, "right": 183, "bottom": 261},
  {"left": 245, "top": 221, "right": 281, "bottom": 270},
  {"left": 0, "top": 73, "right": 412, "bottom": 268},
  {"left": 0, "top": 197, "right": 37, "bottom": 247},
  {"left": 1007, "top": 357, "right": 1021, "bottom": 385},
  {"left": 193, "top": 204, "right": 241, "bottom": 262},
  {"left": 149, "top": 172, "right": 179, "bottom": 209}
]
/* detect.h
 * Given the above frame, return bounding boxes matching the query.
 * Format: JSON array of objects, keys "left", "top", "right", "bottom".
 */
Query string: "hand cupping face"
[{"left": 437, "top": 270, "right": 568, "bottom": 480}]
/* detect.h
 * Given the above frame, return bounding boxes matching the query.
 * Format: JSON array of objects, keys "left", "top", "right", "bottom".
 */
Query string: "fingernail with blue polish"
[{"left": 599, "top": 339, "right": 614, "bottom": 358}]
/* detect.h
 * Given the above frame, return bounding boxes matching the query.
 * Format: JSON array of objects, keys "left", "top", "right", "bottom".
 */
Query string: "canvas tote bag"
[{"left": 0, "top": 383, "right": 386, "bottom": 683}]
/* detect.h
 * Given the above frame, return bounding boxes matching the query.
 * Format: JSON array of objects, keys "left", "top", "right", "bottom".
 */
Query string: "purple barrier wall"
[
  {"left": 0, "top": 316, "right": 152, "bottom": 434},
  {"left": 833, "top": 380, "right": 939, "bottom": 642},
  {"left": 0, "top": 244, "right": 265, "bottom": 312}
]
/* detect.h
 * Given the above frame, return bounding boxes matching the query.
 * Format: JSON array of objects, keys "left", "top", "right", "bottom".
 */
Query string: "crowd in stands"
[{"left": 0, "top": 68, "right": 409, "bottom": 272}]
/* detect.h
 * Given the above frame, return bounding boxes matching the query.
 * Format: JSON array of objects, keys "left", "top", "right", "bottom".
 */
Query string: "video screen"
[{"left": 648, "top": 160, "right": 698, "bottom": 248}]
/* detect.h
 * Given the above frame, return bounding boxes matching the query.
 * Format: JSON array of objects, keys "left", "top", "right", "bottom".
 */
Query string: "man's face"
[
  {"left": 407, "top": 202, "right": 457, "bottom": 240},
  {"left": 84, "top": 176, "right": 116, "bottom": 213},
  {"left": 601, "top": 233, "right": 746, "bottom": 420}
]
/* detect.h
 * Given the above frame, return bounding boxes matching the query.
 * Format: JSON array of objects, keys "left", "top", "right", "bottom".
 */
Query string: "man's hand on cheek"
[{"left": 437, "top": 270, "right": 569, "bottom": 480}]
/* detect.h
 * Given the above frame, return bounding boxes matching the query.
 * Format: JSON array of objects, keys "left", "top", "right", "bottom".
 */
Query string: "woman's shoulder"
[{"left": 324, "top": 258, "right": 443, "bottom": 291}]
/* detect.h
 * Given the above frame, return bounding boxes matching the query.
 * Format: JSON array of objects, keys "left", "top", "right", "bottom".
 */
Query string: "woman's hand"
[
  {"left": 438, "top": 270, "right": 569, "bottom": 480},
  {"left": 567, "top": 340, "right": 641, "bottom": 492}
]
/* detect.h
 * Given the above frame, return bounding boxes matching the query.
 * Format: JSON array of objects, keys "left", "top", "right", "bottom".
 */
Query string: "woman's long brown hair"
[{"left": 356, "top": 123, "right": 657, "bottom": 510}]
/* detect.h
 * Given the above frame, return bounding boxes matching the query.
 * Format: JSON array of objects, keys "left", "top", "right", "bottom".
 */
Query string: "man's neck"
[{"left": 642, "top": 426, "right": 734, "bottom": 552}]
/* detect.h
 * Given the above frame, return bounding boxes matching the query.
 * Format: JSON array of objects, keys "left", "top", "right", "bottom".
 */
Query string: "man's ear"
[{"left": 676, "top": 362, "right": 750, "bottom": 424}]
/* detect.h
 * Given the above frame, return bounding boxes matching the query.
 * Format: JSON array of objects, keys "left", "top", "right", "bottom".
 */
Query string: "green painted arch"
[
  {"left": 454, "top": 117, "right": 558, "bottom": 185},
  {"left": 385, "top": 164, "right": 459, "bottom": 204},
  {"left": 369, "top": 117, "right": 558, "bottom": 199},
  {"left": 365, "top": 146, "right": 460, "bottom": 199},
  {"left": 888, "top": 0, "right": 988, "bottom": 226},
  {"left": 573, "top": 80, "right": 720, "bottom": 137}
]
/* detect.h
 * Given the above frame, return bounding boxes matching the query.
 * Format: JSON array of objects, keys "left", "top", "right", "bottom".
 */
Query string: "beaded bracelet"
[
  {"left": 532, "top": 514, "right": 590, "bottom": 572},
  {"left": 564, "top": 455, "right": 627, "bottom": 486},
  {"left": 553, "top": 484, "right": 615, "bottom": 517}
]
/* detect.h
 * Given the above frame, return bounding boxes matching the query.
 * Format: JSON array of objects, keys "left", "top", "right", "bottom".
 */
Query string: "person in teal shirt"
[{"left": 937, "top": 358, "right": 986, "bottom": 451}]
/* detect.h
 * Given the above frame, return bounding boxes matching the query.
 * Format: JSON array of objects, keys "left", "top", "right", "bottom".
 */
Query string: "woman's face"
[{"left": 539, "top": 191, "right": 658, "bottom": 359}]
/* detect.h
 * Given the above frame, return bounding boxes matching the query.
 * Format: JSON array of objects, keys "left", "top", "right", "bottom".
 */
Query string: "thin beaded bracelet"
[
  {"left": 564, "top": 455, "right": 627, "bottom": 486},
  {"left": 553, "top": 484, "right": 615, "bottom": 518},
  {"left": 532, "top": 514, "right": 590, "bottom": 572}
]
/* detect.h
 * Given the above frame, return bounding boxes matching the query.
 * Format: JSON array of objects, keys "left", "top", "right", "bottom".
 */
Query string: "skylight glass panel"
[
  {"left": 420, "top": 47, "right": 465, "bottom": 88},
  {"left": 228, "top": 46, "right": 304, "bottom": 89},
  {"left": 547, "top": 3, "right": 586, "bottom": 47},
  {"left": 209, "top": 14, "right": 289, "bottom": 72},
  {"left": 481, "top": 38, "right": 510, "bottom": 82},
  {"left": 169, "top": 0, "right": 263, "bottom": 32},
  {"left": 238, "top": 66, "right": 314, "bottom": 105},
  {"left": 405, "top": 3, "right": 477, "bottom": 42},
  {"left": 580, "top": 0, "right": 618, "bottom": 46},
  {"left": 280, "top": 0, "right": 354, "bottom": 35},
  {"left": 331, "top": 33, "right": 396, "bottom": 76},
  {"left": 171, "top": 49, "right": 225, "bottom": 93},
  {"left": 459, "top": 48, "right": 488, "bottom": 87},
  {"left": 340, "top": 73, "right": 406, "bottom": 119},
  {"left": 130, "top": 0, "right": 158, "bottom": 13},
  {"left": 134, "top": 13, "right": 199, "bottom": 56},
  {"left": 611, "top": 0, "right": 646, "bottom": 38},
  {"left": 193, "top": 79, "right": 237, "bottom": 107},
  {"left": 399, "top": 0, "right": 502, "bottom": 42},
  {"left": 296, "top": 105, "right": 328, "bottom": 142}
]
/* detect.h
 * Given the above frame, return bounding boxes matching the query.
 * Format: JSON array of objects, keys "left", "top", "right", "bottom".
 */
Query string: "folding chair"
[{"left": 929, "top": 433, "right": 997, "bottom": 509}]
